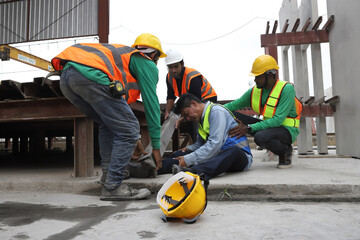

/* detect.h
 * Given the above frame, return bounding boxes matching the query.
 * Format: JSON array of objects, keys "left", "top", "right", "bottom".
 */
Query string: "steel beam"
[
  {"left": 301, "top": 104, "right": 335, "bottom": 117},
  {"left": 261, "top": 30, "right": 329, "bottom": 47}
]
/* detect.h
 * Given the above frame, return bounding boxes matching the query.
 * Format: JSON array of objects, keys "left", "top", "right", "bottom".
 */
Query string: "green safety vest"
[
  {"left": 251, "top": 80, "right": 302, "bottom": 128},
  {"left": 198, "top": 103, "right": 215, "bottom": 141},
  {"left": 198, "top": 103, "right": 251, "bottom": 155}
]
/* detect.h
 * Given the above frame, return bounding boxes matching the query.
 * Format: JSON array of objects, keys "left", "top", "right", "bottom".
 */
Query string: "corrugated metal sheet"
[
  {"left": 0, "top": 0, "right": 27, "bottom": 44},
  {"left": 0, "top": 0, "right": 98, "bottom": 45}
]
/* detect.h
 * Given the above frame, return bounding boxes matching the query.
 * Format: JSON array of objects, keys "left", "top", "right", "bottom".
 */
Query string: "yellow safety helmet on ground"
[
  {"left": 157, "top": 171, "right": 208, "bottom": 223},
  {"left": 249, "top": 54, "right": 279, "bottom": 76},
  {"left": 132, "top": 33, "right": 166, "bottom": 58}
]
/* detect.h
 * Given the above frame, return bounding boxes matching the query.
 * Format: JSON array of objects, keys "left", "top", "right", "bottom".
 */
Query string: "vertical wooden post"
[
  {"left": 12, "top": 137, "right": 19, "bottom": 154},
  {"left": 5, "top": 138, "right": 11, "bottom": 149},
  {"left": 98, "top": 0, "right": 109, "bottom": 43},
  {"left": 74, "top": 117, "right": 94, "bottom": 177}
]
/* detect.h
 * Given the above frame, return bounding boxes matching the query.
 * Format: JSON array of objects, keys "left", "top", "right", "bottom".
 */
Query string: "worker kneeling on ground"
[
  {"left": 225, "top": 55, "right": 302, "bottom": 169},
  {"left": 157, "top": 93, "right": 253, "bottom": 180},
  {"left": 52, "top": 33, "right": 166, "bottom": 200}
]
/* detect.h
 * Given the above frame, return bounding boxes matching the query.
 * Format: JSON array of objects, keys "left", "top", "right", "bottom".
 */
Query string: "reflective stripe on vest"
[
  {"left": 198, "top": 103, "right": 251, "bottom": 155},
  {"left": 250, "top": 80, "right": 302, "bottom": 128},
  {"left": 51, "top": 43, "right": 147, "bottom": 104},
  {"left": 167, "top": 67, "right": 217, "bottom": 100}
]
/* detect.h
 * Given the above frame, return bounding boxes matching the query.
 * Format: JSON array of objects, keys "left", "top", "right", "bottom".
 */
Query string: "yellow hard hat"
[
  {"left": 157, "top": 171, "right": 206, "bottom": 223},
  {"left": 132, "top": 33, "right": 166, "bottom": 58},
  {"left": 249, "top": 55, "right": 279, "bottom": 76}
]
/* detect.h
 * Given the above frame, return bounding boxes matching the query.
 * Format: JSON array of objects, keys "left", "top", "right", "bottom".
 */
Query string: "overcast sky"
[{"left": 0, "top": 0, "right": 330, "bottom": 103}]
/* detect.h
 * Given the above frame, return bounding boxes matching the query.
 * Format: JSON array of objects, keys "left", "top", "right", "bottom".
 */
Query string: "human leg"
[
  {"left": 157, "top": 149, "right": 192, "bottom": 175},
  {"left": 60, "top": 67, "right": 145, "bottom": 196},
  {"left": 157, "top": 158, "right": 179, "bottom": 175},
  {"left": 191, "top": 146, "right": 249, "bottom": 180},
  {"left": 60, "top": 68, "right": 103, "bottom": 123},
  {"left": 91, "top": 90, "right": 139, "bottom": 189},
  {"left": 253, "top": 127, "right": 293, "bottom": 168},
  {"left": 61, "top": 68, "right": 110, "bottom": 184}
]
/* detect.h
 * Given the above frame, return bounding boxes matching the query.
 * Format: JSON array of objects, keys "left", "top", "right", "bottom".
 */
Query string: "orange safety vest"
[
  {"left": 250, "top": 80, "right": 302, "bottom": 128},
  {"left": 51, "top": 43, "right": 150, "bottom": 104},
  {"left": 166, "top": 67, "right": 217, "bottom": 100}
]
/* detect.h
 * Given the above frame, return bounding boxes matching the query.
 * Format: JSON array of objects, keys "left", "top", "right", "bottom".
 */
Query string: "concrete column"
[
  {"left": 292, "top": 45, "right": 311, "bottom": 154},
  {"left": 300, "top": 49, "right": 315, "bottom": 154},
  {"left": 299, "top": 0, "right": 328, "bottom": 154},
  {"left": 311, "top": 43, "right": 328, "bottom": 154},
  {"left": 281, "top": 48, "right": 290, "bottom": 82},
  {"left": 327, "top": 0, "right": 360, "bottom": 158}
]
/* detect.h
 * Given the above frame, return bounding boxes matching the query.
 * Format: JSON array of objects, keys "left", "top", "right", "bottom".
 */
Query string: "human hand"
[
  {"left": 175, "top": 117, "right": 184, "bottom": 129},
  {"left": 132, "top": 140, "right": 148, "bottom": 160},
  {"left": 229, "top": 118, "right": 247, "bottom": 138},
  {"left": 180, "top": 147, "right": 189, "bottom": 152},
  {"left": 152, "top": 149, "right": 162, "bottom": 170},
  {"left": 164, "top": 111, "right": 170, "bottom": 120},
  {"left": 175, "top": 156, "right": 187, "bottom": 167}
]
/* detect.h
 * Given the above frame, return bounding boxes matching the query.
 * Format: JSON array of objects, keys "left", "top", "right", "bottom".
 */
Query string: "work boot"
[
  {"left": 277, "top": 145, "right": 293, "bottom": 169},
  {"left": 286, "top": 145, "right": 293, "bottom": 161},
  {"left": 171, "top": 164, "right": 195, "bottom": 175},
  {"left": 98, "top": 170, "right": 130, "bottom": 185},
  {"left": 100, "top": 184, "right": 151, "bottom": 201},
  {"left": 97, "top": 171, "right": 107, "bottom": 185}
]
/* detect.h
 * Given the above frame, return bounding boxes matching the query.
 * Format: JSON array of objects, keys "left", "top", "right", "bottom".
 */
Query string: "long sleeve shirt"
[
  {"left": 184, "top": 102, "right": 252, "bottom": 167},
  {"left": 224, "top": 83, "right": 300, "bottom": 143},
  {"left": 63, "top": 54, "right": 161, "bottom": 149}
]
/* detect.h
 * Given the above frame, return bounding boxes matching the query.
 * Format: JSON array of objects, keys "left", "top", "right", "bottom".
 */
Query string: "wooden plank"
[{"left": 0, "top": 97, "right": 85, "bottom": 122}]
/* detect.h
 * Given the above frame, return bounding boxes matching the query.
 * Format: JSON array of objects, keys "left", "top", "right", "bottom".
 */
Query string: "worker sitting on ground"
[
  {"left": 225, "top": 55, "right": 302, "bottom": 169},
  {"left": 157, "top": 93, "right": 253, "bottom": 180},
  {"left": 164, "top": 49, "right": 217, "bottom": 142}
]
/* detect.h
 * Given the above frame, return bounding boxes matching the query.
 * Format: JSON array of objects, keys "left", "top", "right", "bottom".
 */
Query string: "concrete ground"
[
  {"left": 1, "top": 193, "right": 360, "bottom": 240},
  {"left": 1, "top": 148, "right": 360, "bottom": 239},
  {"left": 1, "top": 149, "right": 359, "bottom": 201}
]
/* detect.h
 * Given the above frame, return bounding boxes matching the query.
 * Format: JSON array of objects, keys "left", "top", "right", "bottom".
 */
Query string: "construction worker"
[
  {"left": 157, "top": 93, "right": 253, "bottom": 180},
  {"left": 164, "top": 49, "right": 217, "bottom": 141},
  {"left": 52, "top": 33, "right": 166, "bottom": 200},
  {"left": 225, "top": 55, "right": 302, "bottom": 169}
]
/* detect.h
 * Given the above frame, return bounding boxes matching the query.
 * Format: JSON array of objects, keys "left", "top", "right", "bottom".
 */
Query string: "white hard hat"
[{"left": 165, "top": 49, "right": 183, "bottom": 65}]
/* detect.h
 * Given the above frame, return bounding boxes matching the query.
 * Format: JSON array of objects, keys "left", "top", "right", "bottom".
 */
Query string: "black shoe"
[
  {"left": 277, "top": 159, "right": 292, "bottom": 169},
  {"left": 277, "top": 145, "right": 293, "bottom": 169},
  {"left": 171, "top": 164, "right": 195, "bottom": 175}
]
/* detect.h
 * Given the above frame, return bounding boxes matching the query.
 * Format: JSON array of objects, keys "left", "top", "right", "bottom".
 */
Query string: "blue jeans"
[
  {"left": 158, "top": 147, "right": 249, "bottom": 180},
  {"left": 60, "top": 67, "right": 140, "bottom": 189}
]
